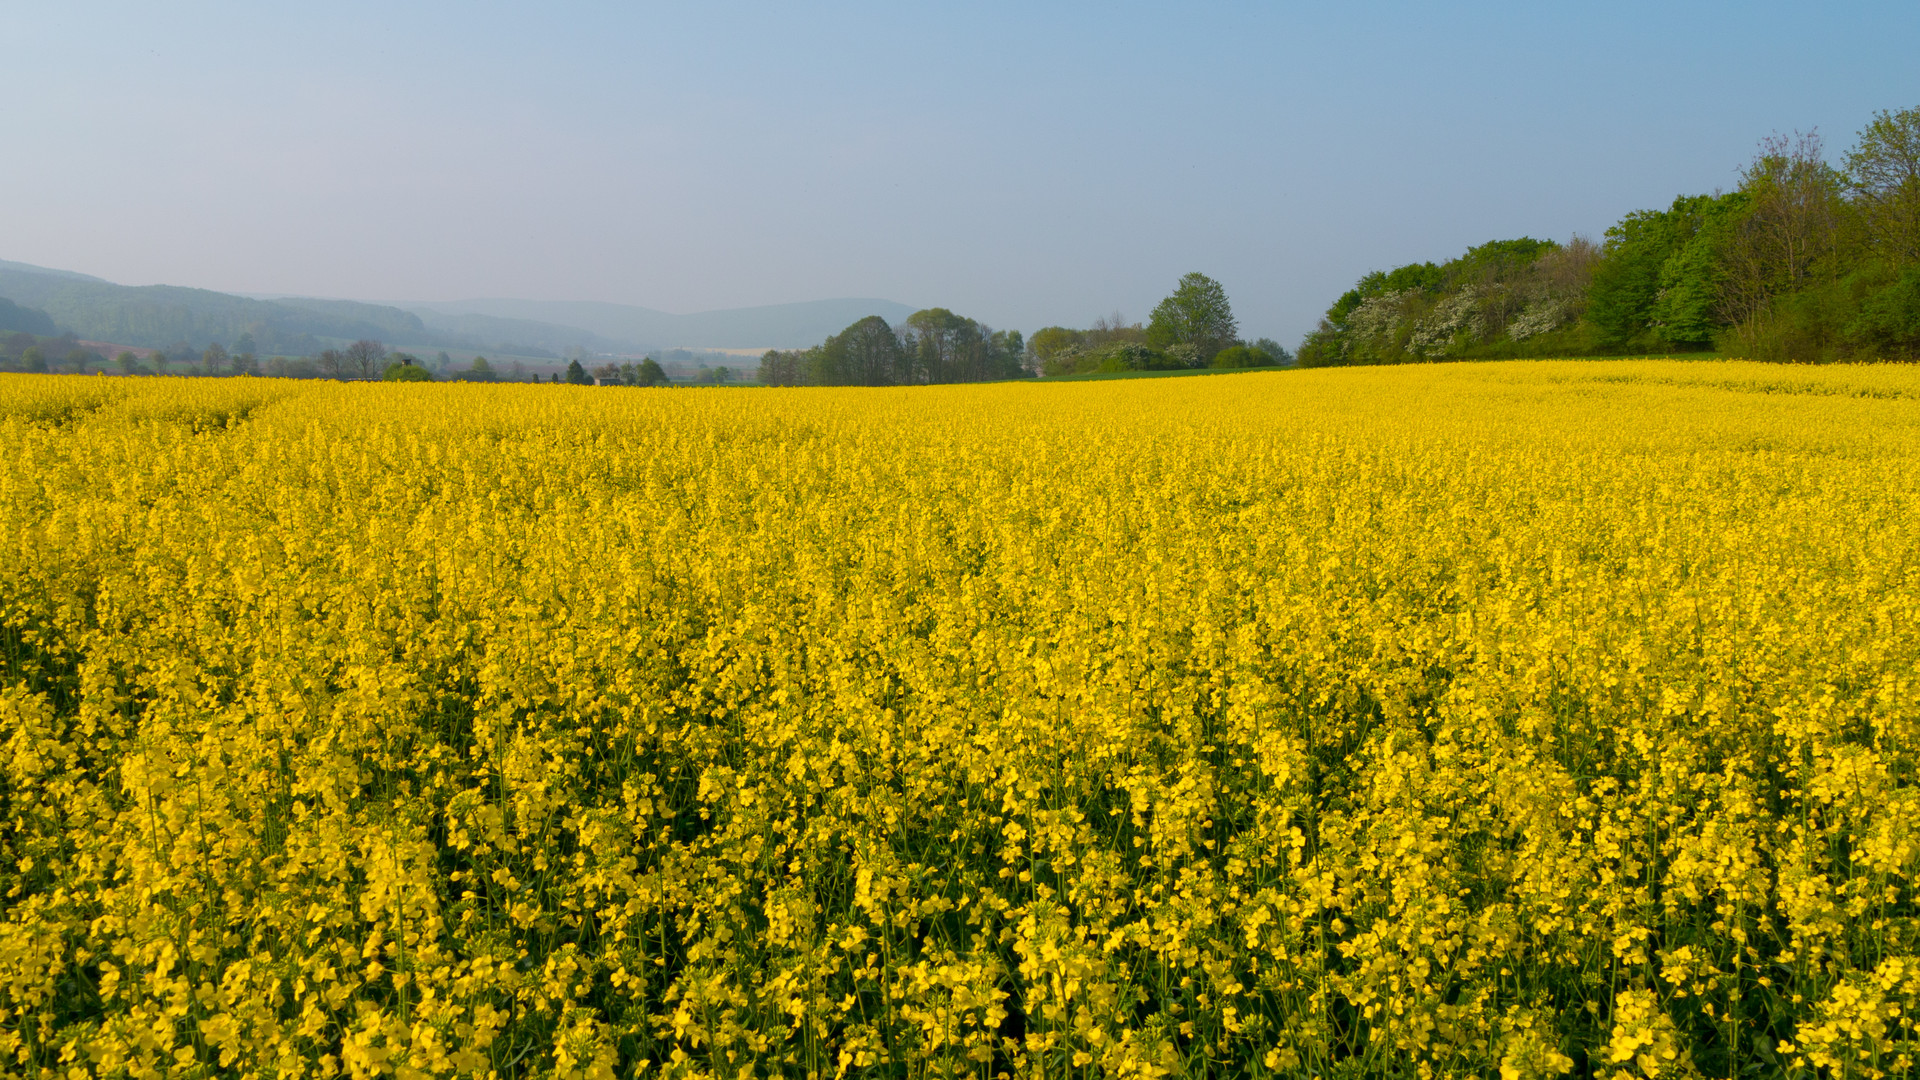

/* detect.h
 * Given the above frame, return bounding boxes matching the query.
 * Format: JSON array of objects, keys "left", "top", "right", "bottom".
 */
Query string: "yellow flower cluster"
[{"left": 1, "top": 361, "right": 1918, "bottom": 1078}]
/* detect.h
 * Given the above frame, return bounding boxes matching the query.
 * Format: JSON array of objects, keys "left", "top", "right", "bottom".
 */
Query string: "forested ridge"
[
  {"left": 1301, "top": 107, "right": 1920, "bottom": 365},
  {"left": 0, "top": 269, "right": 433, "bottom": 357}
]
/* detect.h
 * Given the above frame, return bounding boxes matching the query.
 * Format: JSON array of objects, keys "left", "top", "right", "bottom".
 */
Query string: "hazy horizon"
[{"left": 7, "top": 2, "right": 1916, "bottom": 347}]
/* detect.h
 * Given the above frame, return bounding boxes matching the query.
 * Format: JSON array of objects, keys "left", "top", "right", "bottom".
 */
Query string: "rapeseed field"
[{"left": 2, "top": 362, "right": 1917, "bottom": 1079}]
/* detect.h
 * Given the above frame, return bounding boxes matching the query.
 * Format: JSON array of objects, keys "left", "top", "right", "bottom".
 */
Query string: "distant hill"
[
  {"left": 402, "top": 297, "right": 920, "bottom": 351},
  {"left": 0, "top": 296, "right": 57, "bottom": 336},
  {"left": 0, "top": 258, "right": 919, "bottom": 356},
  {"left": 0, "top": 262, "right": 428, "bottom": 355},
  {"left": 0, "top": 259, "right": 107, "bottom": 284}
]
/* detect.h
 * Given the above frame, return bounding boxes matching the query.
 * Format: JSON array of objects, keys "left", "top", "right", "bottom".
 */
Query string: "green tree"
[
  {"left": 466, "top": 356, "right": 495, "bottom": 382},
  {"left": 201, "top": 342, "right": 229, "bottom": 375},
  {"left": 1647, "top": 194, "right": 1749, "bottom": 346},
  {"left": 1209, "top": 344, "right": 1278, "bottom": 369},
  {"left": 759, "top": 349, "right": 808, "bottom": 386},
  {"left": 21, "top": 346, "right": 46, "bottom": 373},
  {"left": 1326, "top": 263, "right": 1443, "bottom": 330},
  {"left": 565, "top": 358, "right": 590, "bottom": 385},
  {"left": 1252, "top": 337, "right": 1293, "bottom": 366},
  {"left": 1444, "top": 238, "right": 1559, "bottom": 284},
  {"left": 1028, "top": 327, "right": 1085, "bottom": 368},
  {"left": 1717, "top": 132, "right": 1848, "bottom": 348},
  {"left": 1090, "top": 344, "right": 1181, "bottom": 372},
  {"left": 821, "top": 315, "right": 906, "bottom": 385},
  {"left": 1146, "top": 273, "right": 1239, "bottom": 365},
  {"left": 1588, "top": 196, "right": 1730, "bottom": 347},
  {"left": 988, "top": 329, "right": 1027, "bottom": 378},
  {"left": 637, "top": 357, "right": 667, "bottom": 386},
  {"left": 903, "top": 308, "right": 976, "bottom": 383},
  {"left": 901, "top": 309, "right": 1022, "bottom": 383},
  {"left": 383, "top": 355, "right": 432, "bottom": 381},
  {"left": 1846, "top": 106, "right": 1920, "bottom": 264},
  {"left": 1294, "top": 323, "right": 1345, "bottom": 367},
  {"left": 1843, "top": 264, "right": 1920, "bottom": 358},
  {"left": 116, "top": 351, "right": 141, "bottom": 375}
]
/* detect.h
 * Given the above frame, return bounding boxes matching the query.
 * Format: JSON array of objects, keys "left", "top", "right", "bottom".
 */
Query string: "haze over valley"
[{"left": 0, "top": 258, "right": 914, "bottom": 362}]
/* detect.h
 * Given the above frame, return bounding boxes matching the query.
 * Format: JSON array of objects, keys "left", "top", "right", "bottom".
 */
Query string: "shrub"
[
  {"left": 382, "top": 360, "right": 433, "bottom": 382},
  {"left": 1208, "top": 344, "right": 1278, "bottom": 369},
  {"left": 1845, "top": 264, "right": 1920, "bottom": 360},
  {"left": 1094, "top": 343, "right": 1183, "bottom": 372}
]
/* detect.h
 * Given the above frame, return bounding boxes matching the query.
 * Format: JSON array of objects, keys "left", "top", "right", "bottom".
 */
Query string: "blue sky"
[{"left": 5, "top": 1, "right": 1916, "bottom": 346}]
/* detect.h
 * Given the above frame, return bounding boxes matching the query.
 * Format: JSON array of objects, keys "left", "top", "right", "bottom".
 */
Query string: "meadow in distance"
[{"left": 2, "top": 361, "right": 1919, "bottom": 1079}]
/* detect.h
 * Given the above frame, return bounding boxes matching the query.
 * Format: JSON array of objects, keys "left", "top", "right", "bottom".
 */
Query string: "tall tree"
[
  {"left": 1650, "top": 194, "right": 1748, "bottom": 345},
  {"left": 758, "top": 349, "right": 809, "bottom": 387},
  {"left": 344, "top": 339, "right": 386, "bottom": 379},
  {"left": 903, "top": 308, "right": 974, "bottom": 383},
  {"left": 1146, "top": 273, "right": 1239, "bottom": 365},
  {"left": 898, "top": 310, "right": 1025, "bottom": 383},
  {"left": 987, "top": 329, "right": 1026, "bottom": 379},
  {"left": 1718, "top": 132, "right": 1847, "bottom": 336},
  {"left": 823, "top": 316, "right": 906, "bottom": 386},
  {"left": 1589, "top": 196, "right": 1733, "bottom": 347},
  {"left": 1252, "top": 337, "right": 1293, "bottom": 366},
  {"left": 1846, "top": 106, "right": 1920, "bottom": 264},
  {"left": 1028, "top": 327, "right": 1085, "bottom": 368}
]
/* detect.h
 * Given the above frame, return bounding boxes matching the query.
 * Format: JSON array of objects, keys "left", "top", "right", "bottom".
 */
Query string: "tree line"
[
  {"left": 757, "top": 309, "right": 1028, "bottom": 387},
  {"left": 0, "top": 329, "right": 742, "bottom": 386},
  {"left": 759, "top": 279, "right": 1290, "bottom": 387},
  {"left": 0, "top": 332, "right": 560, "bottom": 382},
  {"left": 1029, "top": 273, "right": 1291, "bottom": 376},
  {"left": 6, "top": 277, "right": 1294, "bottom": 385},
  {"left": 1300, "top": 106, "right": 1920, "bottom": 365}
]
